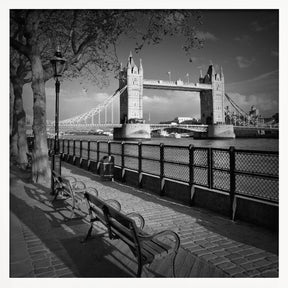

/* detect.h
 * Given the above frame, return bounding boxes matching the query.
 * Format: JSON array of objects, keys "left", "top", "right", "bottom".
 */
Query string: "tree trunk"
[
  {"left": 31, "top": 55, "right": 49, "bottom": 183},
  {"left": 10, "top": 77, "right": 28, "bottom": 168},
  {"left": 10, "top": 81, "right": 18, "bottom": 161}
]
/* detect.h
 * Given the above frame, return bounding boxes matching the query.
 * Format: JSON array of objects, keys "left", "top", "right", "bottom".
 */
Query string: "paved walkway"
[{"left": 10, "top": 162, "right": 278, "bottom": 277}]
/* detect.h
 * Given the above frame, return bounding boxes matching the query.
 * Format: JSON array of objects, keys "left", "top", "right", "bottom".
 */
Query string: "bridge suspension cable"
[
  {"left": 59, "top": 85, "right": 127, "bottom": 125},
  {"left": 225, "top": 93, "right": 249, "bottom": 117}
]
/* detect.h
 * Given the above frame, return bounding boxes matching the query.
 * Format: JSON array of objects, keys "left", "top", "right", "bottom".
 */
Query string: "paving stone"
[
  {"left": 245, "top": 269, "right": 261, "bottom": 277},
  {"left": 239, "top": 248, "right": 259, "bottom": 257},
  {"left": 32, "top": 258, "right": 51, "bottom": 269},
  {"left": 224, "top": 266, "right": 246, "bottom": 276},
  {"left": 214, "top": 250, "right": 230, "bottom": 257},
  {"left": 251, "top": 259, "right": 271, "bottom": 268},
  {"left": 245, "top": 252, "right": 267, "bottom": 261},
  {"left": 199, "top": 253, "right": 218, "bottom": 261},
  {"left": 216, "top": 261, "right": 237, "bottom": 270},
  {"left": 260, "top": 270, "right": 278, "bottom": 277},
  {"left": 208, "top": 256, "right": 229, "bottom": 265},
  {"left": 192, "top": 249, "right": 211, "bottom": 257},
  {"left": 231, "top": 257, "right": 249, "bottom": 265},
  {"left": 34, "top": 266, "right": 54, "bottom": 275},
  {"left": 232, "top": 272, "right": 249, "bottom": 278},
  {"left": 226, "top": 253, "right": 242, "bottom": 260}
]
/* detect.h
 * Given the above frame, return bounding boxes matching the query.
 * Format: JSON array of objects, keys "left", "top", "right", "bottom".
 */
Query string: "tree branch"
[{"left": 10, "top": 38, "right": 30, "bottom": 58}]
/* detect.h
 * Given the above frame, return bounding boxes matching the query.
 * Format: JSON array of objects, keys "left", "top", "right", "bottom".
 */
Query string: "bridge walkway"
[{"left": 10, "top": 162, "right": 278, "bottom": 278}]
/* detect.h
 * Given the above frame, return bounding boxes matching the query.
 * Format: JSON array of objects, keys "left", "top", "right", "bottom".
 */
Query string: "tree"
[
  {"left": 10, "top": 9, "right": 204, "bottom": 183},
  {"left": 10, "top": 49, "right": 31, "bottom": 168}
]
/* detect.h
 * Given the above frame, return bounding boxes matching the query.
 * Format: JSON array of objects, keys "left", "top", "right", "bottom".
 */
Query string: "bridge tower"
[
  {"left": 119, "top": 52, "right": 143, "bottom": 123},
  {"left": 199, "top": 64, "right": 225, "bottom": 124},
  {"left": 114, "top": 52, "right": 150, "bottom": 140},
  {"left": 198, "top": 65, "right": 235, "bottom": 138}
]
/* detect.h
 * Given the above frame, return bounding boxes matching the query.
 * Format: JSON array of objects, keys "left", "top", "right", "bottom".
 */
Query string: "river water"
[{"left": 61, "top": 135, "right": 279, "bottom": 152}]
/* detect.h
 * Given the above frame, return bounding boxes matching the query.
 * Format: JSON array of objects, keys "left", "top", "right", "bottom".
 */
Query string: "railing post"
[
  {"left": 121, "top": 141, "right": 125, "bottom": 182},
  {"left": 87, "top": 141, "right": 90, "bottom": 161},
  {"left": 80, "top": 140, "right": 83, "bottom": 158},
  {"left": 73, "top": 140, "right": 76, "bottom": 156},
  {"left": 159, "top": 143, "right": 165, "bottom": 196},
  {"left": 229, "top": 146, "right": 236, "bottom": 220},
  {"left": 67, "top": 140, "right": 70, "bottom": 156},
  {"left": 138, "top": 142, "right": 142, "bottom": 188},
  {"left": 189, "top": 144, "right": 194, "bottom": 205},
  {"left": 97, "top": 141, "right": 100, "bottom": 163},
  {"left": 108, "top": 141, "right": 111, "bottom": 156},
  {"left": 207, "top": 148, "right": 212, "bottom": 189},
  {"left": 62, "top": 139, "right": 65, "bottom": 155}
]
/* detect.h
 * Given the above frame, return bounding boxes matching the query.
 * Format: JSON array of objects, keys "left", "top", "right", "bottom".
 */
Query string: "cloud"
[
  {"left": 236, "top": 56, "right": 255, "bottom": 68},
  {"left": 196, "top": 31, "right": 218, "bottom": 41},
  {"left": 250, "top": 21, "right": 265, "bottom": 32},
  {"left": 225, "top": 70, "right": 278, "bottom": 117},
  {"left": 234, "top": 35, "right": 252, "bottom": 45},
  {"left": 227, "top": 92, "right": 278, "bottom": 115}
]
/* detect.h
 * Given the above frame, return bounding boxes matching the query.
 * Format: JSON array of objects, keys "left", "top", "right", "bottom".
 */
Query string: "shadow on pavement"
[{"left": 63, "top": 163, "right": 278, "bottom": 255}]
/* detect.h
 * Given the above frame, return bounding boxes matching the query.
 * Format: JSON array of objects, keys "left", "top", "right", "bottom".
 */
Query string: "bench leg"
[
  {"left": 136, "top": 258, "right": 143, "bottom": 278},
  {"left": 81, "top": 225, "right": 93, "bottom": 243},
  {"left": 171, "top": 251, "right": 178, "bottom": 277}
]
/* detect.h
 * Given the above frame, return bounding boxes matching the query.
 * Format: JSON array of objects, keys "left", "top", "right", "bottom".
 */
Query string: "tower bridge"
[{"left": 57, "top": 52, "right": 236, "bottom": 139}]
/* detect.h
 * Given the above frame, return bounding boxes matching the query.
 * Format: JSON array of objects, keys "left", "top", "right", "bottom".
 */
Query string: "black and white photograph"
[{"left": 4, "top": 0, "right": 287, "bottom": 285}]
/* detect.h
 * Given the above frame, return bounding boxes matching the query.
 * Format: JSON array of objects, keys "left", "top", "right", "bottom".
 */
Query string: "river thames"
[{"left": 61, "top": 135, "right": 279, "bottom": 152}]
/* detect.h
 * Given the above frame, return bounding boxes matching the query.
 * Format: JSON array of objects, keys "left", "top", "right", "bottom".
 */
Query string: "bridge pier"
[
  {"left": 194, "top": 124, "right": 235, "bottom": 139},
  {"left": 113, "top": 123, "right": 151, "bottom": 141}
]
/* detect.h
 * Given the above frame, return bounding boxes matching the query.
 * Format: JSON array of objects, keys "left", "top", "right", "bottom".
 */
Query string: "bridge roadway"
[
  {"left": 43, "top": 123, "right": 208, "bottom": 133},
  {"left": 143, "top": 79, "right": 212, "bottom": 92}
]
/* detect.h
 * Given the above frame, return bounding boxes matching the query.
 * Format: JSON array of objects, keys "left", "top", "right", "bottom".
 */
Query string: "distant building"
[{"left": 174, "top": 117, "right": 193, "bottom": 123}]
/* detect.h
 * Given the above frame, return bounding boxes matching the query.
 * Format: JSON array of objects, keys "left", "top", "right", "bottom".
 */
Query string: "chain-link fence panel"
[
  {"left": 164, "top": 163, "right": 189, "bottom": 182},
  {"left": 68, "top": 140, "right": 74, "bottom": 155},
  {"left": 124, "top": 143, "right": 138, "bottom": 157},
  {"left": 194, "top": 167, "right": 208, "bottom": 186},
  {"left": 124, "top": 156, "right": 138, "bottom": 171},
  {"left": 74, "top": 140, "right": 81, "bottom": 157},
  {"left": 63, "top": 139, "right": 69, "bottom": 154},
  {"left": 59, "top": 139, "right": 63, "bottom": 153},
  {"left": 164, "top": 146, "right": 189, "bottom": 164},
  {"left": 236, "top": 174, "right": 278, "bottom": 202},
  {"left": 89, "top": 141, "right": 98, "bottom": 161},
  {"left": 142, "top": 144, "right": 160, "bottom": 161},
  {"left": 235, "top": 151, "right": 278, "bottom": 177},
  {"left": 110, "top": 142, "right": 122, "bottom": 156},
  {"left": 113, "top": 155, "right": 122, "bottom": 166},
  {"left": 212, "top": 149, "right": 230, "bottom": 170},
  {"left": 98, "top": 141, "right": 109, "bottom": 160},
  {"left": 194, "top": 148, "right": 208, "bottom": 167},
  {"left": 212, "top": 170, "right": 230, "bottom": 191},
  {"left": 142, "top": 159, "right": 160, "bottom": 176},
  {"left": 110, "top": 142, "right": 122, "bottom": 166},
  {"left": 81, "top": 141, "right": 88, "bottom": 159}
]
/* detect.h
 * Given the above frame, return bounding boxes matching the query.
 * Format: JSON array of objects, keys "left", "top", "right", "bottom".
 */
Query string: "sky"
[{"left": 21, "top": 9, "right": 279, "bottom": 124}]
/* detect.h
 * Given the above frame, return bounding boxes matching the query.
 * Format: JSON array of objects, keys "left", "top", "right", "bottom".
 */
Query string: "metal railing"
[{"left": 46, "top": 138, "right": 279, "bottom": 205}]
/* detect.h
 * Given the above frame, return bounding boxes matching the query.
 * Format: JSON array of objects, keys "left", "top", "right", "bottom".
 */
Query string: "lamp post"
[
  {"left": 50, "top": 46, "right": 66, "bottom": 193},
  {"left": 186, "top": 73, "right": 189, "bottom": 84}
]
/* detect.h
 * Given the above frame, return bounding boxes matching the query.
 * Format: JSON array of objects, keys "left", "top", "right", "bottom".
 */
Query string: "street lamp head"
[{"left": 50, "top": 46, "right": 66, "bottom": 78}]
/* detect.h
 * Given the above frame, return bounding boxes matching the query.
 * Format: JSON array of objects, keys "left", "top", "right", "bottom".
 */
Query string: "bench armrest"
[
  {"left": 138, "top": 230, "right": 180, "bottom": 253},
  {"left": 105, "top": 199, "right": 121, "bottom": 211},
  {"left": 71, "top": 180, "right": 86, "bottom": 190},
  {"left": 126, "top": 212, "right": 145, "bottom": 230}
]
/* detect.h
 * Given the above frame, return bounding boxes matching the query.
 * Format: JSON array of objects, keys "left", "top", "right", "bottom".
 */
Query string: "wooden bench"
[
  {"left": 83, "top": 192, "right": 180, "bottom": 277},
  {"left": 51, "top": 171, "right": 98, "bottom": 219}
]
